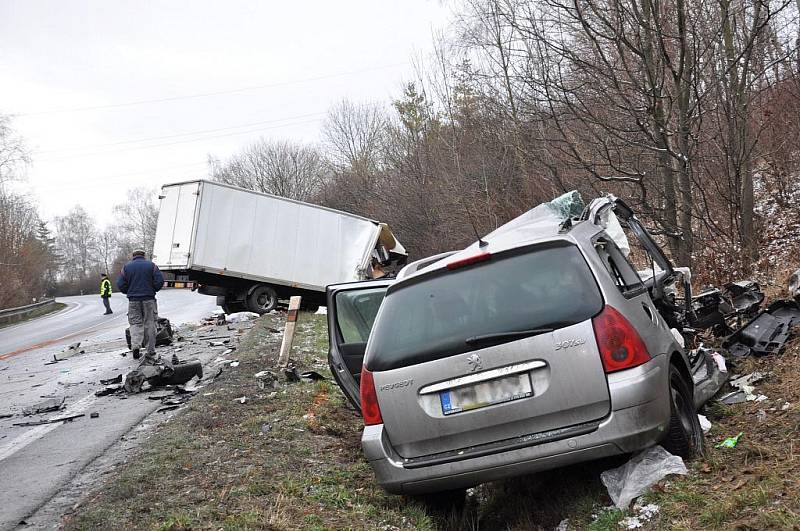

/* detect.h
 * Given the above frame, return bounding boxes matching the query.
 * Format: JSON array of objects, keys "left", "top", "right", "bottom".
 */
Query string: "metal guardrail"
[{"left": 0, "top": 299, "right": 57, "bottom": 325}]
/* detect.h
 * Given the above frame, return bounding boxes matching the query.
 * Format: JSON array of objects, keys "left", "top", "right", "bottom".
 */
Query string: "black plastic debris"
[
  {"left": 157, "top": 405, "right": 180, "bottom": 413},
  {"left": 723, "top": 281, "right": 765, "bottom": 317},
  {"left": 95, "top": 385, "right": 123, "bottom": 397},
  {"left": 301, "top": 371, "right": 326, "bottom": 382},
  {"left": 0, "top": 413, "right": 14, "bottom": 419},
  {"left": 147, "top": 359, "right": 203, "bottom": 387},
  {"left": 690, "top": 288, "right": 729, "bottom": 333},
  {"left": 124, "top": 317, "right": 174, "bottom": 350},
  {"left": 723, "top": 300, "right": 800, "bottom": 357},
  {"left": 90, "top": 412, "right": 99, "bottom": 419},
  {"left": 100, "top": 374, "right": 123, "bottom": 385},
  {"left": 124, "top": 359, "right": 203, "bottom": 393},
  {"left": 284, "top": 365, "right": 301, "bottom": 383},
  {"left": 13, "top": 413, "right": 84, "bottom": 427},
  {"left": 22, "top": 396, "right": 65, "bottom": 416}
]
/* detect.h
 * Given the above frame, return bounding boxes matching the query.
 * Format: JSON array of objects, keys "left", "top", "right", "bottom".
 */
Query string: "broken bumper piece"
[
  {"left": 723, "top": 300, "right": 800, "bottom": 357},
  {"left": 124, "top": 359, "right": 203, "bottom": 393}
]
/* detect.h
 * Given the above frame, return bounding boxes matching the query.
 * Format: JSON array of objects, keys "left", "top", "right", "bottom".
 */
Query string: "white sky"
[{"left": 0, "top": 0, "right": 452, "bottom": 226}]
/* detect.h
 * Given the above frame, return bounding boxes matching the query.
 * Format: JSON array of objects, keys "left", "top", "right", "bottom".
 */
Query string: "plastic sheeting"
[{"left": 600, "top": 445, "right": 688, "bottom": 509}]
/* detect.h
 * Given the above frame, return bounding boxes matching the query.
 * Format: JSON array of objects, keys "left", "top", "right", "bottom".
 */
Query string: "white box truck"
[{"left": 152, "top": 180, "right": 407, "bottom": 313}]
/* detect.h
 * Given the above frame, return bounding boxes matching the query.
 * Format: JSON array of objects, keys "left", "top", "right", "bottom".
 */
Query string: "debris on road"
[
  {"left": 225, "top": 311, "right": 259, "bottom": 323},
  {"left": 99, "top": 374, "right": 123, "bottom": 385},
  {"left": 600, "top": 445, "right": 688, "bottom": 509},
  {"left": 124, "top": 317, "right": 174, "bottom": 350},
  {"left": 698, "top": 414, "right": 712, "bottom": 433},
  {"left": 715, "top": 432, "right": 743, "bottom": 449},
  {"left": 90, "top": 412, "right": 99, "bottom": 419},
  {"left": 95, "top": 385, "right": 123, "bottom": 397},
  {"left": 123, "top": 358, "right": 203, "bottom": 393},
  {"left": 22, "top": 395, "right": 65, "bottom": 416},
  {"left": 13, "top": 413, "right": 85, "bottom": 427}
]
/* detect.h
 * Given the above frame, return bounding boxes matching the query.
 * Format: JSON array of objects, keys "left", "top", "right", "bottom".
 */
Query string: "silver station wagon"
[{"left": 327, "top": 194, "right": 725, "bottom": 495}]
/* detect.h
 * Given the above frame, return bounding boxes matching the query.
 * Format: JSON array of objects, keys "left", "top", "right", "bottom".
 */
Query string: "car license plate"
[{"left": 440, "top": 373, "right": 532, "bottom": 415}]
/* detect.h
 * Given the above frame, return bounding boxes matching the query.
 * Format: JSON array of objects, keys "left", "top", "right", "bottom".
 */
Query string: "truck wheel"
[
  {"left": 247, "top": 285, "right": 278, "bottom": 314},
  {"left": 662, "top": 364, "right": 705, "bottom": 459}
]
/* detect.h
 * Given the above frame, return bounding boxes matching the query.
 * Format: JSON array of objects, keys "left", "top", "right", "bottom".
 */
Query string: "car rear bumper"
[{"left": 361, "top": 355, "right": 671, "bottom": 494}]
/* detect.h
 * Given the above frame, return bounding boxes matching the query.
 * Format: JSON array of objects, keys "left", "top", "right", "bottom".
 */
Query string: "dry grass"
[{"left": 63, "top": 312, "right": 800, "bottom": 530}]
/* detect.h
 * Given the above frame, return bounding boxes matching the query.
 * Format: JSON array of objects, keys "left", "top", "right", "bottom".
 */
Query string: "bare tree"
[
  {"left": 112, "top": 188, "right": 158, "bottom": 257},
  {"left": 55, "top": 205, "right": 98, "bottom": 284},
  {"left": 211, "top": 139, "right": 327, "bottom": 201},
  {"left": 0, "top": 114, "right": 30, "bottom": 191},
  {"left": 322, "top": 99, "right": 389, "bottom": 183}
]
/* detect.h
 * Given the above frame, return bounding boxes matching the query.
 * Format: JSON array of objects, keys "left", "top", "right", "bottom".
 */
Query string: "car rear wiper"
[{"left": 465, "top": 328, "right": 554, "bottom": 346}]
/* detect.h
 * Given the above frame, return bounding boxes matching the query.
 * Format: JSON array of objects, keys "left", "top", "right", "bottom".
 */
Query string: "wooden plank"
[{"left": 277, "top": 296, "right": 302, "bottom": 367}]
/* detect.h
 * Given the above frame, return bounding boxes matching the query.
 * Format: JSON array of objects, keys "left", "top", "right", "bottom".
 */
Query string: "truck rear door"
[
  {"left": 152, "top": 182, "right": 200, "bottom": 268},
  {"left": 327, "top": 280, "right": 392, "bottom": 411}
]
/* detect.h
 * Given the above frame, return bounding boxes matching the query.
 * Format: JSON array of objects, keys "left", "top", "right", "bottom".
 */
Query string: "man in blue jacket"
[{"left": 117, "top": 249, "right": 164, "bottom": 363}]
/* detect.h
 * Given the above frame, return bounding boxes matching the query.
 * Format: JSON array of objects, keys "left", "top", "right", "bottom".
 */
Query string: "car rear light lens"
[
  {"left": 360, "top": 366, "right": 383, "bottom": 425},
  {"left": 446, "top": 252, "right": 491, "bottom": 270},
  {"left": 592, "top": 305, "right": 651, "bottom": 373}
]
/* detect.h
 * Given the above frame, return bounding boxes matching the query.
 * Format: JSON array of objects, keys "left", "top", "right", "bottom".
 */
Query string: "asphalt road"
[{"left": 0, "top": 290, "right": 218, "bottom": 530}]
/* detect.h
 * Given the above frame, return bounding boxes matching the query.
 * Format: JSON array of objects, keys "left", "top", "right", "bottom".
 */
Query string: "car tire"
[
  {"left": 662, "top": 363, "right": 705, "bottom": 459},
  {"left": 246, "top": 285, "right": 278, "bottom": 314}
]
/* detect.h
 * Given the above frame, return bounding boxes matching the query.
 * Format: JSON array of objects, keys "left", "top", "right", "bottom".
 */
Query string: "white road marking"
[{"left": 0, "top": 392, "right": 99, "bottom": 463}]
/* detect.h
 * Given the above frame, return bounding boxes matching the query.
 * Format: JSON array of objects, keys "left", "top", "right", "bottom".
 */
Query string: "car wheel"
[
  {"left": 246, "top": 285, "right": 278, "bottom": 314},
  {"left": 662, "top": 363, "right": 705, "bottom": 459}
]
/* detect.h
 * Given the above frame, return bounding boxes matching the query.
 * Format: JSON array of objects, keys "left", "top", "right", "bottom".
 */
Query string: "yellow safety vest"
[{"left": 100, "top": 278, "right": 112, "bottom": 297}]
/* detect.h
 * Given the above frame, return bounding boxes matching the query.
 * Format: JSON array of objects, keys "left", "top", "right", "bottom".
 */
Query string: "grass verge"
[{"left": 63, "top": 314, "right": 800, "bottom": 530}]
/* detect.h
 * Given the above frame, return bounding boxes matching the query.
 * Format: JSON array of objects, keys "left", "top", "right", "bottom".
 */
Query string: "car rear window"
[{"left": 366, "top": 243, "right": 603, "bottom": 371}]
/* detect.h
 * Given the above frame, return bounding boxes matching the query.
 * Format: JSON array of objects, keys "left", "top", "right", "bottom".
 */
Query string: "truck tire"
[{"left": 247, "top": 285, "right": 278, "bottom": 314}]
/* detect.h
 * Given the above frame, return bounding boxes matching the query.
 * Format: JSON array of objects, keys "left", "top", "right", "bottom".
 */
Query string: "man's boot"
[{"left": 132, "top": 348, "right": 141, "bottom": 360}]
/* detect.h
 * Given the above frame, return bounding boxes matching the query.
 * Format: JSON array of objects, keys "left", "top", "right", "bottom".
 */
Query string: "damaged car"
[{"left": 327, "top": 192, "right": 727, "bottom": 495}]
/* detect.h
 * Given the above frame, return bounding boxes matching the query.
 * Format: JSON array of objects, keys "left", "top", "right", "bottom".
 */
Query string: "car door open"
[{"left": 326, "top": 280, "right": 392, "bottom": 412}]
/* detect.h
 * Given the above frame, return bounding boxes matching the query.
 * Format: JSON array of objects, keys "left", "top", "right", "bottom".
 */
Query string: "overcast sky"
[{"left": 0, "top": 0, "right": 452, "bottom": 226}]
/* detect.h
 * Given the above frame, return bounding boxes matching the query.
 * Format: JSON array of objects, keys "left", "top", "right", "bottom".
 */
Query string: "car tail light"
[
  {"left": 446, "top": 252, "right": 491, "bottom": 270},
  {"left": 360, "top": 366, "right": 383, "bottom": 425},
  {"left": 592, "top": 305, "right": 651, "bottom": 373}
]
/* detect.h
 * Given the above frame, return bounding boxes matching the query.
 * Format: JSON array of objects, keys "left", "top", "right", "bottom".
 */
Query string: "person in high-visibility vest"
[{"left": 100, "top": 273, "right": 113, "bottom": 315}]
